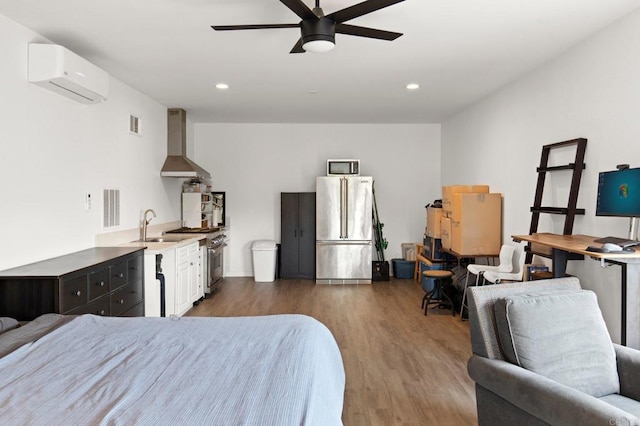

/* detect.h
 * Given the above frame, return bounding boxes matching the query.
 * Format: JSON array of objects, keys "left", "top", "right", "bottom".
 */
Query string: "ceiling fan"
[{"left": 212, "top": 0, "right": 406, "bottom": 54}]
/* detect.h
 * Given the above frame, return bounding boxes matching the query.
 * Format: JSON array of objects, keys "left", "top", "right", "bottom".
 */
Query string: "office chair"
[
  {"left": 483, "top": 248, "right": 524, "bottom": 284},
  {"left": 460, "top": 244, "right": 516, "bottom": 320}
]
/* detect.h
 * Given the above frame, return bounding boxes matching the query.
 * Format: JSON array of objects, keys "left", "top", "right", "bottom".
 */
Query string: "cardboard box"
[
  {"left": 450, "top": 193, "right": 502, "bottom": 255},
  {"left": 440, "top": 216, "right": 452, "bottom": 249},
  {"left": 442, "top": 185, "right": 490, "bottom": 215},
  {"left": 426, "top": 207, "right": 443, "bottom": 238}
]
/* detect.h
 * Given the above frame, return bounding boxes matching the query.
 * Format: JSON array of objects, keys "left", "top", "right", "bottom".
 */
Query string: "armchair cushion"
[
  {"left": 494, "top": 290, "right": 619, "bottom": 398},
  {"left": 468, "top": 355, "right": 640, "bottom": 426},
  {"left": 599, "top": 394, "right": 640, "bottom": 419}
]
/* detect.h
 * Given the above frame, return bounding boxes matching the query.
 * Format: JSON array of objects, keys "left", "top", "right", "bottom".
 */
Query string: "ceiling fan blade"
[
  {"left": 290, "top": 38, "right": 305, "bottom": 54},
  {"left": 280, "top": 0, "right": 317, "bottom": 20},
  {"left": 212, "top": 23, "right": 299, "bottom": 31},
  {"left": 327, "top": 0, "right": 405, "bottom": 24},
  {"left": 336, "top": 23, "right": 402, "bottom": 41}
]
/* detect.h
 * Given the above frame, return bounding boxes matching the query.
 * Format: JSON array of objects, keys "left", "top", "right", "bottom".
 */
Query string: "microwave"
[{"left": 327, "top": 159, "right": 360, "bottom": 176}]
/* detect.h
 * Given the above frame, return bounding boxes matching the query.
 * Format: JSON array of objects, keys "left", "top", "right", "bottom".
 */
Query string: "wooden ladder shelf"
[{"left": 525, "top": 138, "right": 588, "bottom": 265}]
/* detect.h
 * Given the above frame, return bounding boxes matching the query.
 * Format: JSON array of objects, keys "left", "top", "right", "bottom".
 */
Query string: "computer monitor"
[{"left": 596, "top": 167, "right": 640, "bottom": 217}]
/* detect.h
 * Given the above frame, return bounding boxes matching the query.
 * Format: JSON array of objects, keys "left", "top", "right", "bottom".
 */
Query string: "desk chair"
[
  {"left": 422, "top": 269, "right": 455, "bottom": 316},
  {"left": 483, "top": 248, "right": 524, "bottom": 284},
  {"left": 460, "top": 245, "right": 515, "bottom": 320}
]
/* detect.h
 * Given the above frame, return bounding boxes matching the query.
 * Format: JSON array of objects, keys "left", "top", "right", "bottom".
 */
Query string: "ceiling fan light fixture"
[
  {"left": 301, "top": 17, "right": 336, "bottom": 53},
  {"left": 302, "top": 39, "right": 335, "bottom": 53},
  {"left": 211, "top": 0, "right": 406, "bottom": 54}
]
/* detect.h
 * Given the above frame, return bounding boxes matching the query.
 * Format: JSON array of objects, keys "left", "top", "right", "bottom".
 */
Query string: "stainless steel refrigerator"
[{"left": 316, "top": 176, "right": 373, "bottom": 284}]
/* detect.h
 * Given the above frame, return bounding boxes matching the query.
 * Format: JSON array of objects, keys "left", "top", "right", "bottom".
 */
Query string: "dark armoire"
[{"left": 280, "top": 192, "right": 316, "bottom": 279}]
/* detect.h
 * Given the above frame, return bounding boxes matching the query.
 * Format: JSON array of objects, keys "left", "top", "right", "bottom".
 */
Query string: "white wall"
[
  {"left": 194, "top": 123, "right": 441, "bottom": 276},
  {"left": 0, "top": 14, "right": 181, "bottom": 270},
  {"left": 441, "top": 8, "right": 640, "bottom": 344}
]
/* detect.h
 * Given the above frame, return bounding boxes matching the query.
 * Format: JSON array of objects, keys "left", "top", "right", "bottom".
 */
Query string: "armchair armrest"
[
  {"left": 615, "top": 344, "right": 640, "bottom": 401},
  {"left": 468, "top": 355, "right": 640, "bottom": 426}
]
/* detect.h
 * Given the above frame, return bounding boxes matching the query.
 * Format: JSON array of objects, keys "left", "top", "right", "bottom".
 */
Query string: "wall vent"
[
  {"left": 103, "top": 189, "right": 120, "bottom": 228},
  {"left": 129, "top": 114, "right": 142, "bottom": 136}
]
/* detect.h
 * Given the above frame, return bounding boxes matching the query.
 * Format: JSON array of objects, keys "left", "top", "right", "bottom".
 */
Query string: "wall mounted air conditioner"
[{"left": 28, "top": 43, "right": 109, "bottom": 104}]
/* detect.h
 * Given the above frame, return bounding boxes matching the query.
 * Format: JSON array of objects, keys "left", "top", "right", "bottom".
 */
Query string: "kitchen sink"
[{"left": 132, "top": 236, "right": 189, "bottom": 243}]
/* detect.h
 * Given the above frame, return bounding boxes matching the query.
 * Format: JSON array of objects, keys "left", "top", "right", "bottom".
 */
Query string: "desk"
[
  {"left": 441, "top": 247, "right": 499, "bottom": 261},
  {"left": 512, "top": 233, "right": 640, "bottom": 346}
]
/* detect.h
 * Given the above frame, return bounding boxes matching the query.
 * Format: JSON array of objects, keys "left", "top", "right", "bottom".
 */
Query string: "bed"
[{"left": 0, "top": 313, "right": 345, "bottom": 425}]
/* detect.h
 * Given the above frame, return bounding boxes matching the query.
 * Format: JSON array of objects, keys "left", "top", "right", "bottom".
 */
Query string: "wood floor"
[{"left": 187, "top": 277, "right": 477, "bottom": 426}]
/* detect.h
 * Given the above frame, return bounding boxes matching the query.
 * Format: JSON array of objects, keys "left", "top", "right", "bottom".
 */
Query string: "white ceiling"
[{"left": 1, "top": 0, "right": 640, "bottom": 123}]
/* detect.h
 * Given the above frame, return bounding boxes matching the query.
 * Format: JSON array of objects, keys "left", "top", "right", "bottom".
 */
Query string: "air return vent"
[
  {"left": 103, "top": 189, "right": 120, "bottom": 228},
  {"left": 129, "top": 114, "right": 142, "bottom": 136}
]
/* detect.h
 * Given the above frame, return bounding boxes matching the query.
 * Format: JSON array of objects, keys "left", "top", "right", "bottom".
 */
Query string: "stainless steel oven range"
[{"left": 207, "top": 233, "right": 226, "bottom": 293}]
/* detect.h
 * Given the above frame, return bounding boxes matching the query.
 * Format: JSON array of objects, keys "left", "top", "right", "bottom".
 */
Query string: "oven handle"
[{"left": 208, "top": 243, "right": 227, "bottom": 253}]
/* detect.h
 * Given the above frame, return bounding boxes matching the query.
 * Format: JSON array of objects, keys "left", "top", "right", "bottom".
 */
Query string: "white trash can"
[{"left": 252, "top": 240, "right": 277, "bottom": 282}]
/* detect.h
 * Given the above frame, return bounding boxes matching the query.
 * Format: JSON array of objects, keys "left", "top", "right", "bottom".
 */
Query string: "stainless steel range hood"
[{"left": 161, "top": 108, "right": 210, "bottom": 178}]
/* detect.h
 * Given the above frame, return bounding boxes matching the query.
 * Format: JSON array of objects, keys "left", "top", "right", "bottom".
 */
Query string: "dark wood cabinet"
[
  {"left": 281, "top": 192, "right": 316, "bottom": 279},
  {"left": 0, "top": 247, "right": 144, "bottom": 321}
]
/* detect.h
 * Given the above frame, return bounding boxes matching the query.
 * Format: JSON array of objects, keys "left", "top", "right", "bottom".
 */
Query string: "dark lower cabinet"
[
  {"left": 0, "top": 247, "right": 144, "bottom": 321},
  {"left": 281, "top": 192, "right": 316, "bottom": 279}
]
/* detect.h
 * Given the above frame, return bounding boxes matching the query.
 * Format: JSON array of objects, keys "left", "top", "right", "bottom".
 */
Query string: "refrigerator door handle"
[
  {"left": 339, "top": 178, "right": 345, "bottom": 238},
  {"left": 344, "top": 178, "right": 349, "bottom": 239}
]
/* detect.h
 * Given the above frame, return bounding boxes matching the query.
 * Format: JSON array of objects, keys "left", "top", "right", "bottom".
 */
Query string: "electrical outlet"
[{"left": 85, "top": 192, "right": 92, "bottom": 211}]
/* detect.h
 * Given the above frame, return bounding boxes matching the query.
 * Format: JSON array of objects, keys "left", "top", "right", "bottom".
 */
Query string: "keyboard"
[{"left": 594, "top": 236, "right": 640, "bottom": 248}]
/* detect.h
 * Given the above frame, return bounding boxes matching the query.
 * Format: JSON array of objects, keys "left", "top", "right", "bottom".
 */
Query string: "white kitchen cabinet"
[
  {"left": 144, "top": 241, "right": 200, "bottom": 318},
  {"left": 174, "top": 242, "right": 199, "bottom": 316}
]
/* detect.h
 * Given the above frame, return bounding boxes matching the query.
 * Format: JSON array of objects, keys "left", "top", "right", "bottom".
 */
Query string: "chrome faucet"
[{"left": 142, "top": 209, "right": 157, "bottom": 242}]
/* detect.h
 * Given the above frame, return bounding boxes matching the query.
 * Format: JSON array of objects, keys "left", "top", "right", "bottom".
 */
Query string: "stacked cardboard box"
[
  {"left": 440, "top": 185, "right": 502, "bottom": 255},
  {"left": 441, "top": 216, "right": 452, "bottom": 249},
  {"left": 425, "top": 206, "right": 442, "bottom": 238},
  {"left": 442, "top": 185, "right": 489, "bottom": 215},
  {"left": 424, "top": 206, "right": 454, "bottom": 260}
]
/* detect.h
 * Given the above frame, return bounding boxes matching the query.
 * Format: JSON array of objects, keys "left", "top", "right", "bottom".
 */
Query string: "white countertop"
[
  {"left": 96, "top": 221, "right": 210, "bottom": 254},
  {"left": 118, "top": 235, "right": 205, "bottom": 254}
]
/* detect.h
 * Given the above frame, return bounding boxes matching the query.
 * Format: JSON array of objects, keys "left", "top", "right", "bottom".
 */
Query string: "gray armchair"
[{"left": 466, "top": 277, "right": 640, "bottom": 425}]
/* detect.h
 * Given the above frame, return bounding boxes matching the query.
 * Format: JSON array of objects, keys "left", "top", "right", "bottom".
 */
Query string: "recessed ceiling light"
[
  {"left": 406, "top": 83, "right": 420, "bottom": 90},
  {"left": 216, "top": 83, "right": 229, "bottom": 90}
]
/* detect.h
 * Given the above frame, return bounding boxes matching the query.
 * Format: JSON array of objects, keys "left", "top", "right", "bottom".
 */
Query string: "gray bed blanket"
[{"left": 0, "top": 314, "right": 345, "bottom": 425}]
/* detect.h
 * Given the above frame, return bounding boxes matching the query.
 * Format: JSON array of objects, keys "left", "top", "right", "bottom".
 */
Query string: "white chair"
[
  {"left": 483, "top": 248, "right": 524, "bottom": 284},
  {"left": 460, "top": 245, "right": 516, "bottom": 320}
]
